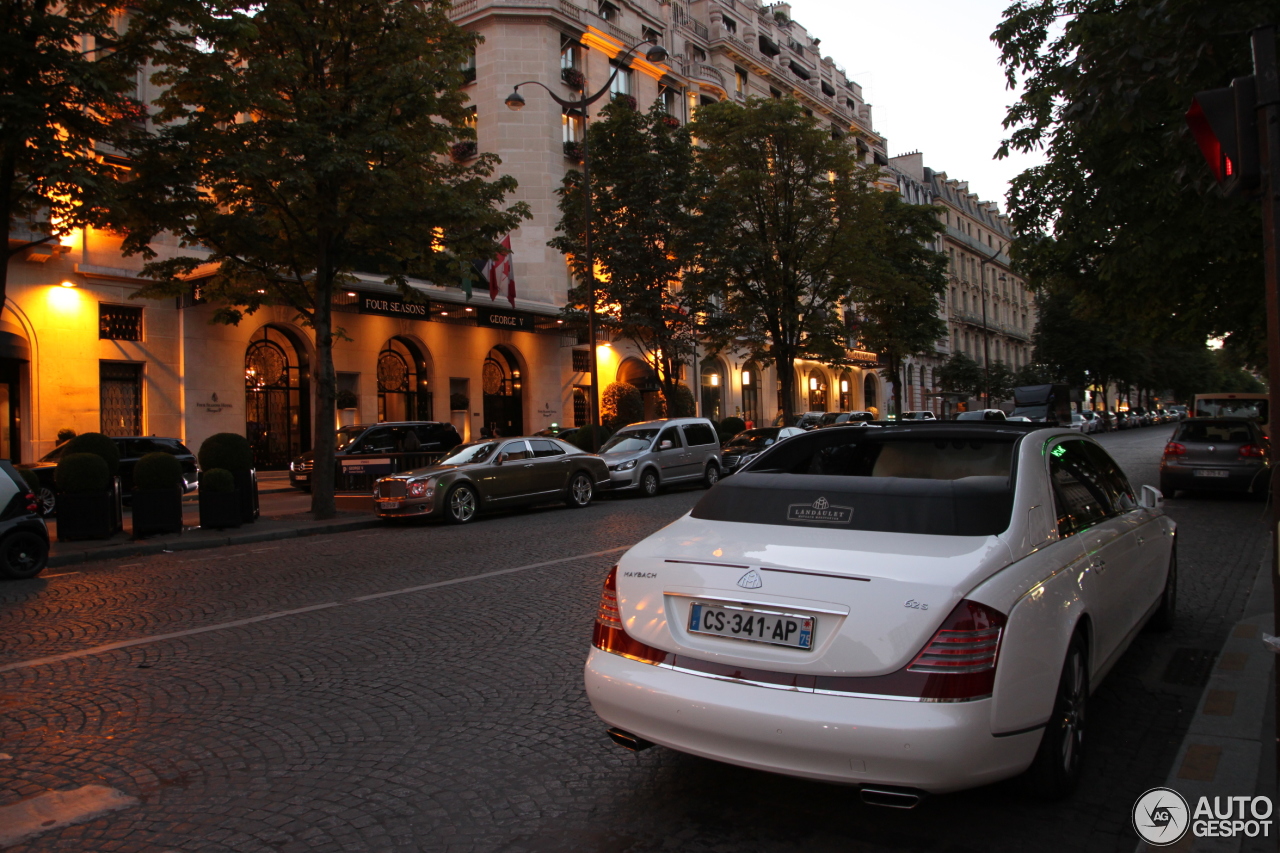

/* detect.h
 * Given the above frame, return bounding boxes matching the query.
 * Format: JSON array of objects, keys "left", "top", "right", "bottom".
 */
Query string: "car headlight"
[
  {"left": 408, "top": 480, "right": 433, "bottom": 498},
  {"left": 611, "top": 459, "right": 637, "bottom": 472},
  {"left": 290, "top": 461, "right": 298, "bottom": 472},
  {"left": 738, "top": 452, "right": 760, "bottom": 467}
]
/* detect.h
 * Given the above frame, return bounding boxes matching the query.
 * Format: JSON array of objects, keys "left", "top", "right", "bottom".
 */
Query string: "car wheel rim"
[
  {"left": 573, "top": 476, "right": 592, "bottom": 504},
  {"left": 451, "top": 489, "right": 475, "bottom": 521},
  {"left": 37, "top": 488, "right": 55, "bottom": 515},
  {"left": 644, "top": 474, "right": 656, "bottom": 495},
  {"left": 1059, "top": 651, "right": 1085, "bottom": 772},
  {"left": 708, "top": 468, "right": 718, "bottom": 485}
]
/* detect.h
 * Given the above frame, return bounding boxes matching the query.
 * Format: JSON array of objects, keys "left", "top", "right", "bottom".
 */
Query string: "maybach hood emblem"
[
  {"left": 788, "top": 496, "right": 854, "bottom": 524},
  {"left": 737, "top": 570, "right": 763, "bottom": 589}
]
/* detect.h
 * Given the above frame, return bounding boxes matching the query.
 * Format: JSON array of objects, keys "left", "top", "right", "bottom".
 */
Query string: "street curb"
[
  {"left": 46, "top": 517, "right": 381, "bottom": 568},
  {"left": 1136, "top": 610, "right": 1276, "bottom": 851}
]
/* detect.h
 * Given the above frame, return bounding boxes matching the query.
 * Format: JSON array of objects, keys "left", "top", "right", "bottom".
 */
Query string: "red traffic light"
[{"left": 1186, "top": 75, "right": 1259, "bottom": 195}]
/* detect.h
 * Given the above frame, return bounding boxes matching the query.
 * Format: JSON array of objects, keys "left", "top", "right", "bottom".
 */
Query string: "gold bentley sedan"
[{"left": 373, "top": 437, "right": 611, "bottom": 524}]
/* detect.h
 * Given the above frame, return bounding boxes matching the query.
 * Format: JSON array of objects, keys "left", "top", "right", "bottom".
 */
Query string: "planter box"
[
  {"left": 56, "top": 490, "right": 118, "bottom": 541},
  {"left": 236, "top": 469, "right": 260, "bottom": 523},
  {"left": 199, "top": 490, "right": 242, "bottom": 529},
  {"left": 131, "top": 486, "right": 183, "bottom": 538}
]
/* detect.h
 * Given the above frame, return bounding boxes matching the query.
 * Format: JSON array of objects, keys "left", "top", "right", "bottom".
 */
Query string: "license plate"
[
  {"left": 1193, "top": 469, "right": 1230, "bottom": 478},
  {"left": 295, "top": 475, "right": 308, "bottom": 481},
  {"left": 379, "top": 500, "right": 401, "bottom": 509},
  {"left": 688, "top": 602, "right": 814, "bottom": 650}
]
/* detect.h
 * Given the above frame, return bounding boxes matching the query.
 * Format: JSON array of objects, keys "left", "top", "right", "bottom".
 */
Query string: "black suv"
[
  {"left": 289, "top": 421, "right": 463, "bottom": 490},
  {"left": 19, "top": 436, "right": 199, "bottom": 516}
]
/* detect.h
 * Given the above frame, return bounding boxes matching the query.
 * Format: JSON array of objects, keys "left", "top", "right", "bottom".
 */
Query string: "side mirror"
[
  {"left": 660, "top": 440, "right": 673, "bottom": 450},
  {"left": 1139, "top": 484, "right": 1164, "bottom": 509}
]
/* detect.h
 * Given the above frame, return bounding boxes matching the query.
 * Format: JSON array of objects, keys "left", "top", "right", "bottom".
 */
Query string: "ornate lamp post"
[
  {"left": 977, "top": 246, "right": 1002, "bottom": 409},
  {"left": 504, "top": 38, "right": 667, "bottom": 450}
]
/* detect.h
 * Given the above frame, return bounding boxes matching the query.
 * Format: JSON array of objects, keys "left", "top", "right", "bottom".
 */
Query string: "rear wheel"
[
  {"left": 639, "top": 469, "right": 660, "bottom": 498},
  {"left": 0, "top": 531, "right": 48, "bottom": 580},
  {"left": 444, "top": 484, "right": 478, "bottom": 524},
  {"left": 565, "top": 472, "right": 594, "bottom": 508},
  {"left": 1148, "top": 546, "right": 1176, "bottom": 632},
  {"left": 1026, "top": 632, "right": 1088, "bottom": 800},
  {"left": 35, "top": 487, "right": 55, "bottom": 517},
  {"left": 702, "top": 463, "right": 720, "bottom": 489}
]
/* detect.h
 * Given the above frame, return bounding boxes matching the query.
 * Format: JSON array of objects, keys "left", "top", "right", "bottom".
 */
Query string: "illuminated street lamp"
[{"left": 504, "top": 38, "right": 668, "bottom": 450}]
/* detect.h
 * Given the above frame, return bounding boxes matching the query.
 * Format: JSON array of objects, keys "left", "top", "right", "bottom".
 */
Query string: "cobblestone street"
[{"left": 0, "top": 427, "right": 1270, "bottom": 852}]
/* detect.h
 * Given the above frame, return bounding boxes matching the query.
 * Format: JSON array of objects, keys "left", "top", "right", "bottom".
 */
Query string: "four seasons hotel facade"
[{"left": 4, "top": 0, "right": 960, "bottom": 468}]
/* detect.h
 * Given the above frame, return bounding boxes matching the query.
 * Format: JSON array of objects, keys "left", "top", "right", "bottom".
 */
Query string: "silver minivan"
[{"left": 599, "top": 418, "right": 723, "bottom": 496}]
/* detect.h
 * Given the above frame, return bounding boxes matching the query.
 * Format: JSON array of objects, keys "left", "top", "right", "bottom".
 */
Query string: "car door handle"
[{"left": 1091, "top": 558, "right": 1107, "bottom": 573}]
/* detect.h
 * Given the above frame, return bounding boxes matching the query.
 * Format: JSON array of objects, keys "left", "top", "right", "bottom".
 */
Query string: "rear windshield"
[
  {"left": 1175, "top": 420, "right": 1256, "bottom": 443},
  {"left": 692, "top": 430, "right": 1019, "bottom": 536},
  {"left": 1195, "top": 398, "right": 1268, "bottom": 422}
]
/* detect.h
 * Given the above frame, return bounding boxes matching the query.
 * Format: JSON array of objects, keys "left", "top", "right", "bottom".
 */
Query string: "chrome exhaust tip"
[
  {"left": 859, "top": 786, "right": 924, "bottom": 809},
  {"left": 606, "top": 727, "right": 654, "bottom": 752}
]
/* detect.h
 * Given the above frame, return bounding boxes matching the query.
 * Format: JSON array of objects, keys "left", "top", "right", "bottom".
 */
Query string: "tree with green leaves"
[
  {"left": 995, "top": 1, "right": 1275, "bottom": 366},
  {"left": 1, "top": 0, "right": 163, "bottom": 307},
  {"left": 550, "top": 101, "right": 706, "bottom": 406},
  {"left": 852, "top": 193, "right": 948, "bottom": 417},
  {"left": 118, "top": 0, "right": 528, "bottom": 519},
  {"left": 937, "top": 352, "right": 984, "bottom": 400},
  {"left": 688, "top": 97, "right": 883, "bottom": 423}
]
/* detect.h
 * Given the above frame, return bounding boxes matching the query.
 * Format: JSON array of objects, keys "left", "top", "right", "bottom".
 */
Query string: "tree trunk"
[
  {"left": 889, "top": 353, "right": 903, "bottom": 418},
  {"left": 776, "top": 352, "right": 796, "bottom": 425},
  {"left": 310, "top": 266, "right": 338, "bottom": 521}
]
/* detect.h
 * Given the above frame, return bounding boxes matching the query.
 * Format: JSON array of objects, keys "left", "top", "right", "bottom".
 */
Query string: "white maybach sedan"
[{"left": 584, "top": 423, "right": 1175, "bottom": 805}]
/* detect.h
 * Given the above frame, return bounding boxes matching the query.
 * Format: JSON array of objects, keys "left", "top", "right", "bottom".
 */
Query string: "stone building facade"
[{"left": 2, "top": 0, "right": 907, "bottom": 470}]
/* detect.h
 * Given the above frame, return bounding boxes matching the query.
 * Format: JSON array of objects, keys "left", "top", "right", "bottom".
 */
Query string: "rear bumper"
[
  {"left": 1161, "top": 462, "right": 1269, "bottom": 493},
  {"left": 584, "top": 648, "right": 1040, "bottom": 794}
]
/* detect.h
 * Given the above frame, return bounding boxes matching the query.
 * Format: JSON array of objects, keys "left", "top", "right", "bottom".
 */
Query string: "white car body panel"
[{"left": 584, "top": 426, "right": 1176, "bottom": 794}]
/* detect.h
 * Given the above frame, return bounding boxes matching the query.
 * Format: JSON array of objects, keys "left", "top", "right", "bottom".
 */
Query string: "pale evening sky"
[{"left": 782, "top": 0, "right": 1046, "bottom": 211}]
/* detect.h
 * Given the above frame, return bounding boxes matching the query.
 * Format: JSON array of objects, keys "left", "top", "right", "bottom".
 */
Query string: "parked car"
[
  {"left": 585, "top": 422, "right": 1175, "bottom": 801},
  {"left": 290, "top": 421, "right": 462, "bottom": 490},
  {"left": 1068, "top": 412, "right": 1087, "bottom": 431},
  {"left": 599, "top": 418, "right": 723, "bottom": 496},
  {"left": 1160, "top": 417, "right": 1270, "bottom": 498},
  {"left": 1078, "top": 411, "right": 1099, "bottom": 434},
  {"left": 955, "top": 409, "right": 1007, "bottom": 421},
  {"left": 0, "top": 460, "right": 49, "bottom": 580},
  {"left": 21, "top": 436, "right": 198, "bottom": 516},
  {"left": 719, "top": 427, "right": 804, "bottom": 476},
  {"left": 792, "top": 412, "right": 828, "bottom": 431},
  {"left": 817, "top": 412, "right": 875, "bottom": 428},
  {"left": 901, "top": 411, "right": 937, "bottom": 421},
  {"left": 373, "top": 436, "right": 609, "bottom": 523}
]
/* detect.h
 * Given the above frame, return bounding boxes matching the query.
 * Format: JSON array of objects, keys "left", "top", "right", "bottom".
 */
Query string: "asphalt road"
[{"left": 0, "top": 425, "right": 1269, "bottom": 852}]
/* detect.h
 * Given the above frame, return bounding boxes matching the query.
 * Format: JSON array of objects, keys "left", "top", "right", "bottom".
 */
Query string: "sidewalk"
[
  {"left": 46, "top": 482, "right": 380, "bottom": 569},
  {"left": 1137, "top": 551, "right": 1278, "bottom": 852}
]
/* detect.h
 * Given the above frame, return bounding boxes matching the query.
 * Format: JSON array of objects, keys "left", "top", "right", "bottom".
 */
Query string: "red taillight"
[
  {"left": 591, "top": 566, "right": 670, "bottom": 665},
  {"left": 906, "top": 599, "right": 1006, "bottom": 700},
  {"left": 1163, "top": 441, "right": 1187, "bottom": 459},
  {"left": 1239, "top": 443, "right": 1267, "bottom": 459},
  {"left": 24, "top": 492, "right": 37, "bottom": 512}
]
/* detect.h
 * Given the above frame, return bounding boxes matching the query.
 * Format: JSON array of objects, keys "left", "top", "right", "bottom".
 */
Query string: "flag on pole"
[{"left": 485, "top": 235, "right": 516, "bottom": 308}]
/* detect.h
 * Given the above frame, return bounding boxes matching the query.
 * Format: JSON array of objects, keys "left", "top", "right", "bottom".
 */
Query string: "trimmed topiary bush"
[
  {"left": 64, "top": 432, "right": 120, "bottom": 476},
  {"left": 601, "top": 382, "right": 644, "bottom": 430},
  {"left": 201, "top": 468, "right": 236, "bottom": 493},
  {"left": 719, "top": 416, "right": 746, "bottom": 437},
  {"left": 569, "top": 425, "right": 613, "bottom": 453},
  {"left": 658, "top": 384, "right": 696, "bottom": 418},
  {"left": 199, "top": 433, "right": 254, "bottom": 473},
  {"left": 133, "top": 452, "right": 183, "bottom": 491},
  {"left": 55, "top": 453, "right": 110, "bottom": 494}
]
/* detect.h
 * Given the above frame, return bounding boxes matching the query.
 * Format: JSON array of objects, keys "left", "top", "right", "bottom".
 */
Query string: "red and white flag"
[{"left": 486, "top": 235, "right": 516, "bottom": 308}]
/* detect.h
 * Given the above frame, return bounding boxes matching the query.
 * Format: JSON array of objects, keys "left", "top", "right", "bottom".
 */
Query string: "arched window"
[
  {"left": 482, "top": 345, "right": 523, "bottom": 436},
  {"left": 245, "top": 325, "right": 310, "bottom": 470},
  {"left": 377, "top": 337, "right": 431, "bottom": 423},
  {"left": 807, "top": 368, "right": 828, "bottom": 411}
]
